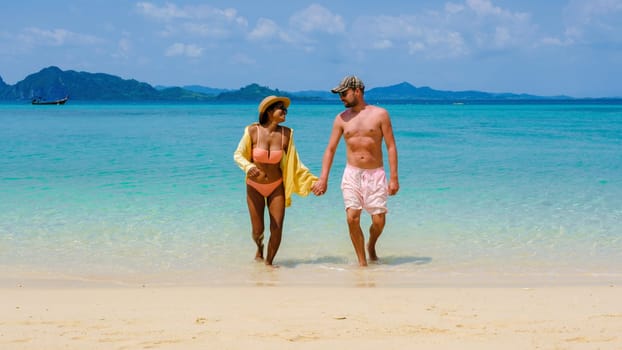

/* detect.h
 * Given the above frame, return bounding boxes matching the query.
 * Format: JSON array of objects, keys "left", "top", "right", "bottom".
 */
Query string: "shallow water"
[{"left": 1, "top": 102, "right": 620, "bottom": 287}]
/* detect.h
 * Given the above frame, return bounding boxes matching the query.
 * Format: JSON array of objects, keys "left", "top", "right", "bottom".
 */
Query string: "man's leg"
[
  {"left": 346, "top": 208, "right": 367, "bottom": 266},
  {"left": 368, "top": 213, "right": 386, "bottom": 261}
]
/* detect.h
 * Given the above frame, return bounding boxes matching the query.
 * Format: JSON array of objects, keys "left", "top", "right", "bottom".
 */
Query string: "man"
[{"left": 312, "top": 75, "right": 399, "bottom": 266}]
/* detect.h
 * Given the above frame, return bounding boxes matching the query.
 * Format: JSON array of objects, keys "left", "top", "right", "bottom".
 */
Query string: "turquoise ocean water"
[{"left": 1, "top": 102, "right": 620, "bottom": 287}]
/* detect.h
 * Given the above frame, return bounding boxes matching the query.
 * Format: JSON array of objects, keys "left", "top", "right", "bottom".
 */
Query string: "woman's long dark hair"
[{"left": 259, "top": 103, "right": 276, "bottom": 125}]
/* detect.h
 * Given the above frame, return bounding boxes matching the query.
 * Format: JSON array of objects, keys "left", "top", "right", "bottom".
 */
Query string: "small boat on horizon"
[{"left": 31, "top": 96, "right": 69, "bottom": 105}]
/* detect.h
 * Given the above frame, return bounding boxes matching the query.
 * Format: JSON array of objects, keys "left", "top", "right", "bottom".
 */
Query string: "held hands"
[
  {"left": 313, "top": 179, "right": 397, "bottom": 196},
  {"left": 311, "top": 179, "right": 327, "bottom": 196}
]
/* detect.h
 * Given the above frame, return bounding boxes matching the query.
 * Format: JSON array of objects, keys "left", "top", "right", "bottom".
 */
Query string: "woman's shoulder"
[
  {"left": 245, "top": 122, "right": 260, "bottom": 132},
  {"left": 245, "top": 123, "right": 260, "bottom": 140},
  {"left": 280, "top": 125, "right": 292, "bottom": 137}
]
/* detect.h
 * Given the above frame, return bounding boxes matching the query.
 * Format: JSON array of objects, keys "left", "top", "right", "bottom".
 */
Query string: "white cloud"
[
  {"left": 246, "top": 4, "right": 345, "bottom": 52},
  {"left": 346, "top": 0, "right": 536, "bottom": 58},
  {"left": 137, "top": 2, "right": 248, "bottom": 40},
  {"left": 466, "top": 0, "right": 505, "bottom": 17},
  {"left": 134, "top": 1, "right": 619, "bottom": 66},
  {"left": 112, "top": 37, "right": 132, "bottom": 58},
  {"left": 562, "top": 0, "right": 622, "bottom": 45},
  {"left": 408, "top": 41, "right": 425, "bottom": 54},
  {"left": 232, "top": 53, "right": 255, "bottom": 65},
  {"left": 118, "top": 38, "right": 131, "bottom": 52},
  {"left": 462, "top": 0, "right": 534, "bottom": 49},
  {"left": 136, "top": 2, "right": 188, "bottom": 21},
  {"left": 350, "top": 15, "right": 467, "bottom": 58},
  {"left": 20, "top": 27, "right": 102, "bottom": 47},
  {"left": 1, "top": 27, "right": 103, "bottom": 57},
  {"left": 183, "top": 23, "right": 229, "bottom": 39},
  {"left": 26, "top": 28, "right": 70, "bottom": 46},
  {"left": 464, "top": 0, "right": 531, "bottom": 23},
  {"left": 422, "top": 29, "right": 469, "bottom": 57},
  {"left": 493, "top": 26, "right": 511, "bottom": 47},
  {"left": 372, "top": 39, "right": 393, "bottom": 50},
  {"left": 135, "top": 4, "right": 328, "bottom": 61},
  {"left": 165, "top": 43, "right": 203, "bottom": 57},
  {"left": 445, "top": 3, "right": 465, "bottom": 14},
  {"left": 247, "top": 19, "right": 301, "bottom": 47},
  {"left": 248, "top": 18, "right": 280, "bottom": 41},
  {"left": 289, "top": 4, "right": 345, "bottom": 34},
  {"left": 540, "top": 36, "right": 572, "bottom": 47},
  {"left": 136, "top": 2, "right": 247, "bottom": 24}
]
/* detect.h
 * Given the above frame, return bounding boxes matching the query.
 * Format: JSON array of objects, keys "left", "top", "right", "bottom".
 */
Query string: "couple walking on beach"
[{"left": 233, "top": 75, "right": 400, "bottom": 267}]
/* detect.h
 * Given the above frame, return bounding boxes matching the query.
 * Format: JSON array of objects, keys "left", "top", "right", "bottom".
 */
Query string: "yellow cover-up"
[{"left": 233, "top": 124, "right": 318, "bottom": 207}]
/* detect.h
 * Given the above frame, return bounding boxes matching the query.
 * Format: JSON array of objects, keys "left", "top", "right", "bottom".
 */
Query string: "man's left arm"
[{"left": 381, "top": 111, "right": 399, "bottom": 195}]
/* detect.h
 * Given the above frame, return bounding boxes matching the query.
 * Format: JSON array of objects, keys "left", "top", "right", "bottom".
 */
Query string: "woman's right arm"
[{"left": 233, "top": 126, "right": 256, "bottom": 174}]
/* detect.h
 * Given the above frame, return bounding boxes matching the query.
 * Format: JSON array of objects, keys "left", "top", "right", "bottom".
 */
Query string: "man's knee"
[
  {"left": 346, "top": 208, "right": 362, "bottom": 225},
  {"left": 371, "top": 213, "right": 386, "bottom": 230}
]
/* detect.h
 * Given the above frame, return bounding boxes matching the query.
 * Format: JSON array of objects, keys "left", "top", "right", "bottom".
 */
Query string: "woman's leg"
[
  {"left": 265, "top": 184, "right": 285, "bottom": 266},
  {"left": 246, "top": 185, "right": 266, "bottom": 261}
]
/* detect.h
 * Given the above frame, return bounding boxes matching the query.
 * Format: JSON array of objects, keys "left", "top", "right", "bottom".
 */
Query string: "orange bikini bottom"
[{"left": 246, "top": 178, "right": 283, "bottom": 197}]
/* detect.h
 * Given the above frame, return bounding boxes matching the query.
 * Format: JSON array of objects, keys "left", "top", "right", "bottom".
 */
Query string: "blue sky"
[{"left": 1, "top": 0, "right": 621, "bottom": 97}]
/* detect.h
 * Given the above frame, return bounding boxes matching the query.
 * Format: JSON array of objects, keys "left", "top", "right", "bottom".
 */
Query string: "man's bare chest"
[{"left": 343, "top": 118, "right": 381, "bottom": 139}]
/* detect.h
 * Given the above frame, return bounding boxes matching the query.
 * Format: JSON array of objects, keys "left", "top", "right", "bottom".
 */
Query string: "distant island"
[{"left": 0, "top": 66, "right": 618, "bottom": 103}]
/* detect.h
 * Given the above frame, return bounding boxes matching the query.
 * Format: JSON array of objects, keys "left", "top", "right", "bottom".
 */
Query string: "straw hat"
[{"left": 258, "top": 95, "right": 291, "bottom": 120}]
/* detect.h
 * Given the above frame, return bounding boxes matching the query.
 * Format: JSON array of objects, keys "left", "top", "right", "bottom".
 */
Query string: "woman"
[{"left": 234, "top": 95, "right": 318, "bottom": 266}]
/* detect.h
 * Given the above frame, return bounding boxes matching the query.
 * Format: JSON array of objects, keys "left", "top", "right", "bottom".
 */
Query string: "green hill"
[
  {"left": 215, "top": 83, "right": 292, "bottom": 102},
  {"left": 0, "top": 66, "right": 582, "bottom": 103},
  {"left": 0, "top": 66, "right": 214, "bottom": 102},
  {"left": 0, "top": 67, "right": 318, "bottom": 102},
  {"left": 365, "top": 82, "right": 561, "bottom": 101}
]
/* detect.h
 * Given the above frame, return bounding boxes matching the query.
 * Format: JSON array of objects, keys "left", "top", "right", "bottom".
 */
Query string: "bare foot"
[
  {"left": 367, "top": 243, "right": 378, "bottom": 262},
  {"left": 255, "top": 245, "right": 264, "bottom": 261}
]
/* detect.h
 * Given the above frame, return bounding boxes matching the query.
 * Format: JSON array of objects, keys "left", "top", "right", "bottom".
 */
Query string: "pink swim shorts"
[{"left": 340, "top": 164, "right": 388, "bottom": 215}]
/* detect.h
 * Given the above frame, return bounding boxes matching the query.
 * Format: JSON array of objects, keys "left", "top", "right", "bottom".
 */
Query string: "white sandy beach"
[{"left": 2, "top": 284, "right": 621, "bottom": 349}]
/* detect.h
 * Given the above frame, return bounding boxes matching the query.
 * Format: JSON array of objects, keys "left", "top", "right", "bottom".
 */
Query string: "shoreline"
[
  {"left": 3, "top": 284, "right": 621, "bottom": 349},
  {"left": 2, "top": 260, "right": 621, "bottom": 289}
]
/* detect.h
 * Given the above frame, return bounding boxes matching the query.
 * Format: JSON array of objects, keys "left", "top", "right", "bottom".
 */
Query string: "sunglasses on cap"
[{"left": 339, "top": 89, "right": 352, "bottom": 97}]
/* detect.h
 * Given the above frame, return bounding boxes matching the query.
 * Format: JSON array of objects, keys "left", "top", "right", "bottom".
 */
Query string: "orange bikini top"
[{"left": 252, "top": 126, "right": 283, "bottom": 164}]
